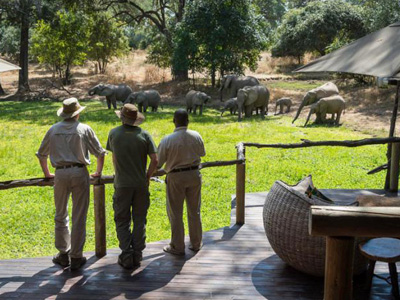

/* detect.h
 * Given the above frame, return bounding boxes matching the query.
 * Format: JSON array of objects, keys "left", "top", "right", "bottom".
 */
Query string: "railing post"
[
  {"left": 93, "top": 182, "right": 106, "bottom": 258},
  {"left": 236, "top": 143, "right": 245, "bottom": 225},
  {"left": 390, "top": 142, "right": 400, "bottom": 192}
]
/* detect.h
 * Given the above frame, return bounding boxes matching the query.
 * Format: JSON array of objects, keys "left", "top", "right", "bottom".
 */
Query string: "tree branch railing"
[
  {"left": 1, "top": 137, "right": 399, "bottom": 259},
  {"left": 0, "top": 158, "right": 245, "bottom": 258}
]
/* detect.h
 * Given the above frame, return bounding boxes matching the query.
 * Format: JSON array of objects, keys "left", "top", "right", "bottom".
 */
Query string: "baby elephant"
[
  {"left": 221, "top": 98, "right": 238, "bottom": 116},
  {"left": 274, "top": 97, "right": 292, "bottom": 115},
  {"left": 125, "top": 90, "right": 161, "bottom": 113},
  {"left": 305, "top": 95, "right": 346, "bottom": 126},
  {"left": 186, "top": 90, "right": 211, "bottom": 115}
]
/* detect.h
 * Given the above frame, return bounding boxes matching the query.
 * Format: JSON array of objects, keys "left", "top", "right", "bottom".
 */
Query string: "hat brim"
[
  {"left": 57, "top": 106, "right": 86, "bottom": 119},
  {"left": 115, "top": 110, "right": 145, "bottom": 126}
]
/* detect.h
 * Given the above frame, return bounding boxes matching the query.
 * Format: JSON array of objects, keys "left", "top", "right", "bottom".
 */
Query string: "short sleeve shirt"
[
  {"left": 106, "top": 125, "right": 157, "bottom": 188},
  {"left": 36, "top": 119, "right": 106, "bottom": 167},
  {"left": 157, "top": 127, "right": 205, "bottom": 173}
]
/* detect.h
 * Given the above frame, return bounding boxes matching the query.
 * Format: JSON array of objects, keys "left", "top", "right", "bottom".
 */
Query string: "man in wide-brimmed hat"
[
  {"left": 106, "top": 103, "right": 158, "bottom": 269},
  {"left": 36, "top": 97, "right": 106, "bottom": 271}
]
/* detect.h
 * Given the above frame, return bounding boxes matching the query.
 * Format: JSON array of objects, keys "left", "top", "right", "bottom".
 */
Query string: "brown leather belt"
[
  {"left": 56, "top": 164, "right": 85, "bottom": 170},
  {"left": 170, "top": 165, "right": 199, "bottom": 173}
]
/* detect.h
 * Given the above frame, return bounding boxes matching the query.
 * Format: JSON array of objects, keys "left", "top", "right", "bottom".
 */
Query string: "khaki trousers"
[
  {"left": 166, "top": 170, "right": 202, "bottom": 252},
  {"left": 54, "top": 167, "right": 90, "bottom": 258}
]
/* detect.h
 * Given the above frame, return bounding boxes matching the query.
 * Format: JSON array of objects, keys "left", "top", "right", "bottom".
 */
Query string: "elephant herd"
[{"left": 87, "top": 78, "right": 345, "bottom": 126}]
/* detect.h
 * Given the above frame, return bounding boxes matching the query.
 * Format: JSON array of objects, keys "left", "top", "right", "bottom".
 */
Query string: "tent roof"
[
  {"left": 295, "top": 22, "right": 400, "bottom": 79},
  {"left": 0, "top": 58, "right": 20, "bottom": 73}
]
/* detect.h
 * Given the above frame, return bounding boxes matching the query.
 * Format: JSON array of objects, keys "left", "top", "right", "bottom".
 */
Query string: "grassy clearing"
[{"left": 0, "top": 100, "right": 386, "bottom": 259}]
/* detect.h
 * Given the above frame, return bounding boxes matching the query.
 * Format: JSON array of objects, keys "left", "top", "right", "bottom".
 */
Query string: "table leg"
[{"left": 389, "top": 263, "right": 399, "bottom": 299}]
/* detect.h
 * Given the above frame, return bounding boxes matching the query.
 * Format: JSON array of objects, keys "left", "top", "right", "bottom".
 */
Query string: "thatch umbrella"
[
  {"left": 0, "top": 58, "right": 20, "bottom": 95},
  {"left": 295, "top": 22, "right": 400, "bottom": 189}
]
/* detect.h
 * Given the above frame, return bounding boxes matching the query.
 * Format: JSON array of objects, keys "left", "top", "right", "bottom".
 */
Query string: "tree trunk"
[
  {"left": 18, "top": 0, "right": 30, "bottom": 92},
  {"left": 211, "top": 65, "right": 216, "bottom": 87},
  {"left": 64, "top": 64, "right": 71, "bottom": 85},
  {"left": 173, "top": 68, "right": 188, "bottom": 81},
  {"left": 0, "top": 80, "right": 5, "bottom": 96}
]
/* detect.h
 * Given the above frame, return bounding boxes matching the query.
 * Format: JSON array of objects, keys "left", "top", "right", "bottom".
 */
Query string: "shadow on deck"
[{"left": 0, "top": 191, "right": 398, "bottom": 299}]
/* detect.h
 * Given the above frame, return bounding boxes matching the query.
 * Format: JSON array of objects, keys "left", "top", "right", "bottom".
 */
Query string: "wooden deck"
[{"left": 0, "top": 191, "right": 398, "bottom": 300}]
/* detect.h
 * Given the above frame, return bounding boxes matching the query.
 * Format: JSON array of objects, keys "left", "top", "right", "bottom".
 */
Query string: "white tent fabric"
[
  {"left": 0, "top": 58, "right": 20, "bottom": 73},
  {"left": 296, "top": 22, "right": 400, "bottom": 79}
]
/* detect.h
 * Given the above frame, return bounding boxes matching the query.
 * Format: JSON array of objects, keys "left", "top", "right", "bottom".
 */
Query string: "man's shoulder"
[{"left": 187, "top": 129, "right": 203, "bottom": 139}]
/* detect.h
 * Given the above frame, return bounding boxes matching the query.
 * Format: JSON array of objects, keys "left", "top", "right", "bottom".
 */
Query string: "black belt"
[
  {"left": 170, "top": 165, "right": 199, "bottom": 173},
  {"left": 56, "top": 164, "right": 85, "bottom": 170}
]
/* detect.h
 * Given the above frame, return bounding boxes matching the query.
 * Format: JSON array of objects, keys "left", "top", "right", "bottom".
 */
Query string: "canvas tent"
[
  {"left": 0, "top": 58, "right": 20, "bottom": 73},
  {"left": 296, "top": 22, "right": 400, "bottom": 80},
  {"left": 295, "top": 21, "right": 400, "bottom": 189}
]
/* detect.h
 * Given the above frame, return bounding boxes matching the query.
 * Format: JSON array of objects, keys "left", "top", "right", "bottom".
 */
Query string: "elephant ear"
[
  {"left": 224, "top": 76, "right": 233, "bottom": 89},
  {"left": 246, "top": 88, "right": 258, "bottom": 105}
]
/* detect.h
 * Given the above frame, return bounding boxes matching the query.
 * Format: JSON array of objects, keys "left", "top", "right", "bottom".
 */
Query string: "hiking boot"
[
  {"left": 70, "top": 257, "right": 87, "bottom": 271},
  {"left": 118, "top": 254, "right": 135, "bottom": 269},
  {"left": 52, "top": 251, "right": 70, "bottom": 268},
  {"left": 163, "top": 245, "right": 185, "bottom": 256}
]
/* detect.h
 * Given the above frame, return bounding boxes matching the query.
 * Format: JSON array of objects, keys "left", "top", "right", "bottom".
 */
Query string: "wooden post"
[
  {"left": 324, "top": 236, "right": 355, "bottom": 300},
  {"left": 390, "top": 142, "right": 400, "bottom": 192},
  {"left": 385, "top": 81, "right": 400, "bottom": 190},
  {"left": 236, "top": 143, "right": 245, "bottom": 225},
  {"left": 93, "top": 184, "right": 107, "bottom": 258}
]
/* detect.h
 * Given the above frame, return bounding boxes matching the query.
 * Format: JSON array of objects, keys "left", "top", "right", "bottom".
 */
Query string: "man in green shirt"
[{"left": 107, "top": 104, "right": 158, "bottom": 269}]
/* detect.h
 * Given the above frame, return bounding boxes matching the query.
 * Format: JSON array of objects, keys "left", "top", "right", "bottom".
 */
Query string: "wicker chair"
[{"left": 263, "top": 180, "right": 368, "bottom": 277}]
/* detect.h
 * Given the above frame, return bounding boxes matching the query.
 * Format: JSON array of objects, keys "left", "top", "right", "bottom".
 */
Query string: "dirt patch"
[{"left": 0, "top": 51, "right": 398, "bottom": 136}]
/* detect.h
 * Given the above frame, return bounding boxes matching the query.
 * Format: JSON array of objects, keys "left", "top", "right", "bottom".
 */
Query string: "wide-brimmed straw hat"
[
  {"left": 115, "top": 104, "right": 145, "bottom": 126},
  {"left": 57, "top": 98, "right": 86, "bottom": 119}
]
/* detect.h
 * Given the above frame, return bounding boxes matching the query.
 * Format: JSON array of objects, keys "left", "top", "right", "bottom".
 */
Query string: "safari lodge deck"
[{"left": 0, "top": 191, "right": 398, "bottom": 300}]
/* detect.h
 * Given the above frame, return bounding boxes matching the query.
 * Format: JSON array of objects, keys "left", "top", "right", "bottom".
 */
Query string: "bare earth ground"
[{"left": 0, "top": 50, "right": 397, "bottom": 137}]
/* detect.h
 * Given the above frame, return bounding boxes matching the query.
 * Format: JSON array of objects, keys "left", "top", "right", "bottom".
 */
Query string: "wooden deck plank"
[{"left": 0, "top": 190, "right": 398, "bottom": 299}]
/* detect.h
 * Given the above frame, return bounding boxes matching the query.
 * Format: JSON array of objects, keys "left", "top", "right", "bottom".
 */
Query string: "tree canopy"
[
  {"left": 271, "top": 0, "right": 367, "bottom": 60},
  {"left": 173, "top": 0, "right": 268, "bottom": 86}
]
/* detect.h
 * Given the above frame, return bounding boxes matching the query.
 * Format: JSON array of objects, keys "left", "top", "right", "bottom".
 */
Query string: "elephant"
[
  {"left": 125, "top": 90, "right": 161, "bottom": 113},
  {"left": 275, "top": 98, "right": 293, "bottom": 115},
  {"left": 88, "top": 83, "right": 132, "bottom": 109},
  {"left": 237, "top": 85, "right": 270, "bottom": 121},
  {"left": 304, "top": 95, "right": 346, "bottom": 126},
  {"left": 185, "top": 90, "right": 211, "bottom": 115},
  {"left": 219, "top": 75, "right": 259, "bottom": 101},
  {"left": 220, "top": 97, "right": 238, "bottom": 116},
  {"left": 292, "top": 82, "right": 339, "bottom": 124}
]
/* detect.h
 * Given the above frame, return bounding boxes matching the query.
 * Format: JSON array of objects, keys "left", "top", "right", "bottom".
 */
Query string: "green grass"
[
  {"left": 0, "top": 100, "right": 387, "bottom": 259},
  {"left": 267, "top": 80, "right": 325, "bottom": 91}
]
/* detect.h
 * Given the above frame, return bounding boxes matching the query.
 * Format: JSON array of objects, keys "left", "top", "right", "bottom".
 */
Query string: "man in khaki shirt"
[
  {"left": 158, "top": 109, "right": 206, "bottom": 255},
  {"left": 37, "top": 98, "right": 106, "bottom": 270}
]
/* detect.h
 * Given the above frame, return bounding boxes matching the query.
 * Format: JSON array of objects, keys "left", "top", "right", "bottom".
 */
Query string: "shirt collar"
[{"left": 174, "top": 126, "right": 187, "bottom": 132}]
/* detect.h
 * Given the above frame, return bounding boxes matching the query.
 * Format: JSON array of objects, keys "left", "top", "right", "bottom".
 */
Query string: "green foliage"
[
  {"left": 31, "top": 10, "right": 90, "bottom": 84},
  {"left": 174, "top": 0, "right": 268, "bottom": 85},
  {"left": 351, "top": 0, "right": 400, "bottom": 32},
  {"left": 271, "top": 0, "right": 367, "bottom": 59},
  {"left": 0, "top": 99, "right": 387, "bottom": 259},
  {"left": 0, "top": 25, "right": 20, "bottom": 60},
  {"left": 87, "top": 12, "right": 129, "bottom": 74}
]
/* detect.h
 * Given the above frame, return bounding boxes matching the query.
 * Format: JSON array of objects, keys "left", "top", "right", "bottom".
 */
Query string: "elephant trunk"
[
  {"left": 292, "top": 102, "right": 305, "bottom": 124},
  {"left": 304, "top": 109, "right": 312, "bottom": 127},
  {"left": 220, "top": 88, "right": 224, "bottom": 102},
  {"left": 274, "top": 103, "right": 277, "bottom": 115}
]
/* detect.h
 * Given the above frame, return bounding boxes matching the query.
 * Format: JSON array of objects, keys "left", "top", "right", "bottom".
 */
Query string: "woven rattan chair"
[{"left": 263, "top": 180, "right": 368, "bottom": 277}]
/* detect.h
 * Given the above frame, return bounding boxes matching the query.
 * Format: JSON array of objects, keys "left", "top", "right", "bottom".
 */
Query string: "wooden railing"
[
  {"left": 1, "top": 137, "right": 399, "bottom": 258},
  {"left": 0, "top": 159, "right": 245, "bottom": 258}
]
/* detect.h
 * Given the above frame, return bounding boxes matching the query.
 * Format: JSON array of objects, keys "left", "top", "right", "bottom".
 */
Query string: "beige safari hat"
[
  {"left": 57, "top": 98, "right": 86, "bottom": 119},
  {"left": 115, "top": 104, "right": 145, "bottom": 126}
]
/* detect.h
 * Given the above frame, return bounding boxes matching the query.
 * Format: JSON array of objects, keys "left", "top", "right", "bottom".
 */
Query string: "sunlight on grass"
[{"left": 0, "top": 100, "right": 386, "bottom": 259}]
